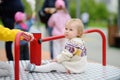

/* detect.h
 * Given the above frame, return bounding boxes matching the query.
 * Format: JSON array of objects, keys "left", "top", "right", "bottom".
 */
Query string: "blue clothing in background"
[
  {"left": 15, "top": 18, "right": 34, "bottom": 45},
  {"left": 14, "top": 18, "right": 34, "bottom": 60}
]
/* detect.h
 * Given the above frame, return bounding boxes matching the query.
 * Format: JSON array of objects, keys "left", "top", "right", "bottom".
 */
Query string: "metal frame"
[{"left": 14, "top": 29, "right": 106, "bottom": 80}]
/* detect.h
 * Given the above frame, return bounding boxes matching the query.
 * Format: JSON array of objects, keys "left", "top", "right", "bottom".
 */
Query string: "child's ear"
[
  {"left": 77, "top": 33, "right": 81, "bottom": 37},
  {"left": 78, "top": 32, "right": 83, "bottom": 37},
  {"left": 77, "top": 33, "right": 80, "bottom": 37}
]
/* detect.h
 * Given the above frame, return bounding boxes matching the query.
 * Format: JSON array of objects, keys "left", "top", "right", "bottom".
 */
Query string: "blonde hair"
[{"left": 65, "top": 18, "right": 84, "bottom": 38}]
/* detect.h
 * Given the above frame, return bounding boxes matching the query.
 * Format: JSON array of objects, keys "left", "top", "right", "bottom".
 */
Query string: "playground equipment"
[{"left": 12, "top": 29, "right": 120, "bottom": 80}]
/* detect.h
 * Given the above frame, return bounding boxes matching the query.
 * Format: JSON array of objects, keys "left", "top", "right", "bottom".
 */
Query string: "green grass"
[{"left": 88, "top": 20, "right": 108, "bottom": 28}]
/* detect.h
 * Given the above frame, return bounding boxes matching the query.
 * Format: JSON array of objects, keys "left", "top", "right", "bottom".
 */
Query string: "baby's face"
[{"left": 64, "top": 24, "right": 78, "bottom": 39}]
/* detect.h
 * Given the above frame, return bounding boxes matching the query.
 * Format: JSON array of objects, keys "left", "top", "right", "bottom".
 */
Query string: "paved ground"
[
  {"left": 84, "top": 28, "right": 120, "bottom": 68},
  {"left": 0, "top": 25, "right": 120, "bottom": 68}
]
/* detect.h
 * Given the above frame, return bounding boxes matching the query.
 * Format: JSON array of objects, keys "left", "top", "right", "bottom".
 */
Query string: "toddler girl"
[{"left": 26, "top": 19, "right": 87, "bottom": 74}]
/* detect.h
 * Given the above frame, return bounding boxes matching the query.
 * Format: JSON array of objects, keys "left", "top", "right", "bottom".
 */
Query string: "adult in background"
[
  {"left": 0, "top": 0, "right": 24, "bottom": 60},
  {"left": 38, "top": 0, "right": 68, "bottom": 59},
  {"left": 48, "top": 0, "right": 71, "bottom": 58}
]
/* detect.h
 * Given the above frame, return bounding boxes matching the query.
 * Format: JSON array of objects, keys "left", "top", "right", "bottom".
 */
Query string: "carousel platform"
[{"left": 0, "top": 60, "right": 120, "bottom": 80}]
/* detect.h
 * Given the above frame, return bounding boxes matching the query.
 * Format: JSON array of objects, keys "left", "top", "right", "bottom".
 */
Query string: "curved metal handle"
[
  {"left": 14, "top": 32, "right": 23, "bottom": 80},
  {"left": 84, "top": 29, "right": 106, "bottom": 66}
]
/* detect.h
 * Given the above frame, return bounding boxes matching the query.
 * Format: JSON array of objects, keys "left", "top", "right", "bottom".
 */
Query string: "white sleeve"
[{"left": 56, "top": 49, "right": 73, "bottom": 63}]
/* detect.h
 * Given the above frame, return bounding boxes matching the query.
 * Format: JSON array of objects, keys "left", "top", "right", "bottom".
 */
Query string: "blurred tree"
[
  {"left": 35, "top": 0, "right": 41, "bottom": 23},
  {"left": 80, "top": 0, "right": 109, "bottom": 21},
  {"left": 69, "top": 1, "right": 76, "bottom": 18},
  {"left": 22, "top": 0, "right": 43, "bottom": 25},
  {"left": 20, "top": 0, "right": 109, "bottom": 27},
  {"left": 69, "top": 0, "right": 109, "bottom": 22},
  {"left": 22, "top": 0, "right": 32, "bottom": 17},
  {"left": 35, "top": 0, "right": 44, "bottom": 24}
]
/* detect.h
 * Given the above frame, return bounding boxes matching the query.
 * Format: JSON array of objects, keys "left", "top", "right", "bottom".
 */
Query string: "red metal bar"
[
  {"left": 14, "top": 32, "right": 42, "bottom": 80},
  {"left": 14, "top": 32, "right": 23, "bottom": 80},
  {"left": 41, "top": 29, "right": 106, "bottom": 66},
  {"left": 30, "top": 33, "right": 41, "bottom": 65},
  {"left": 84, "top": 29, "right": 106, "bottom": 66},
  {"left": 42, "top": 35, "right": 65, "bottom": 42}
]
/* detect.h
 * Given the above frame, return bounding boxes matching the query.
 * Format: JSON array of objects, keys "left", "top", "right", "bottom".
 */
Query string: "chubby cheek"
[
  {"left": 65, "top": 33, "right": 71, "bottom": 39},
  {"left": 72, "top": 32, "right": 78, "bottom": 37},
  {"left": 70, "top": 34, "right": 76, "bottom": 38}
]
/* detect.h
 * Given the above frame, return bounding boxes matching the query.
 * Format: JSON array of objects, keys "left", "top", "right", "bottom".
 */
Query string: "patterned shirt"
[{"left": 65, "top": 39, "right": 87, "bottom": 57}]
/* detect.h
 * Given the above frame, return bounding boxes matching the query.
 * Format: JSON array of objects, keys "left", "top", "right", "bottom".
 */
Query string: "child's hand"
[
  {"left": 66, "top": 69, "right": 71, "bottom": 74},
  {"left": 22, "top": 32, "right": 34, "bottom": 41},
  {"left": 51, "top": 59, "right": 57, "bottom": 62}
]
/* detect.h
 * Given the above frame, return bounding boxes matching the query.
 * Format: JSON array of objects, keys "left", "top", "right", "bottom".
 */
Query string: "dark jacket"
[
  {"left": 38, "top": 0, "right": 68, "bottom": 24},
  {"left": 0, "top": 0, "right": 24, "bottom": 18}
]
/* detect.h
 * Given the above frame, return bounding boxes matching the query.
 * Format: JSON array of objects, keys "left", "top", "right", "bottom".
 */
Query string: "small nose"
[{"left": 65, "top": 29, "right": 69, "bottom": 32}]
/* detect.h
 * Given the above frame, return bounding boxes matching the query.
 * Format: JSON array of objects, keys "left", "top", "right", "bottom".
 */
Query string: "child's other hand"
[
  {"left": 51, "top": 59, "right": 57, "bottom": 62},
  {"left": 66, "top": 69, "right": 71, "bottom": 74},
  {"left": 22, "top": 32, "right": 34, "bottom": 41}
]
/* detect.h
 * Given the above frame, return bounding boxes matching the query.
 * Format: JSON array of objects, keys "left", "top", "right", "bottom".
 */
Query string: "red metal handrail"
[
  {"left": 14, "top": 32, "right": 23, "bottom": 80},
  {"left": 42, "top": 35, "right": 65, "bottom": 42},
  {"left": 84, "top": 29, "right": 106, "bottom": 66}
]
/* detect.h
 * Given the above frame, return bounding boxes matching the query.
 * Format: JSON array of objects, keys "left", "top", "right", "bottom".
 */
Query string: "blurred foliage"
[
  {"left": 70, "top": 0, "right": 109, "bottom": 20},
  {"left": 22, "top": 0, "right": 33, "bottom": 17},
  {"left": 22, "top": 0, "right": 43, "bottom": 25},
  {"left": 35, "top": 0, "right": 44, "bottom": 23},
  {"left": 69, "top": 1, "right": 76, "bottom": 18},
  {"left": 22, "top": 0, "right": 117, "bottom": 27},
  {"left": 69, "top": 0, "right": 110, "bottom": 27},
  {"left": 108, "top": 13, "right": 118, "bottom": 26},
  {"left": 89, "top": 20, "right": 107, "bottom": 28}
]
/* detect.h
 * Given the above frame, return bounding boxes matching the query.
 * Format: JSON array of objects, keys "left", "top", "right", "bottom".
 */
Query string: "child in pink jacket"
[{"left": 48, "top": 0, "right": 71, "bottom": 58}]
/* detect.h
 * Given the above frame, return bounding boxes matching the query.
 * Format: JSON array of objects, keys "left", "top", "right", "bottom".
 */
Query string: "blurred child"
[
  {"left": 14, "top": 11, "right": 35, "bottom": 60},
  {"left": 0, "top": 24, "right": 34, "bottom": 76},
  {"left": 39, "top": 0, "right": 68, "bottom": 59},
  {"left": 48, "top": 0, "right": 71, "bottom": 58},
  {"left": 26, "top": 19, "right": 87, "bottom": 74}
]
